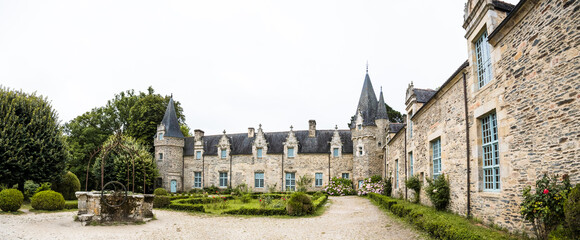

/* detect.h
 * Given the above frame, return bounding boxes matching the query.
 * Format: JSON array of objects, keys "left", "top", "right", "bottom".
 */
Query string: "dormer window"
[
  {"left": 195, "top": 151, "right": 202, "bottom": 160},
  {"left": 333, "top": 148, "right": 339, "bottom": 157},
  {"left": 221, "top": 149, "right": 227, "bottom": 159},
  {"left": 288, "top": 147, "right": 295, "bottom": 158},
  {"left": 357, "top": 124, "right": 362, "bottom": 130},
  {"left": 257, "top": 148, "right": 263, "bottom": 158},
  {"left": 158, "top": 133, "right": 164, "bottom": 140},
  {"left": 475, "top": 30, "right": 492, "bottom": 88}
]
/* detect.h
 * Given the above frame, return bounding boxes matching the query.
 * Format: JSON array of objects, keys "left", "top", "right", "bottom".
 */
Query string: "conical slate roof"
[
  {"left": 161, "top": 97, "right": 184, "bottom": 138},
  {"left": 355, "top": 73, "right": 378, "bottom": 126},
  {"left": 376, "top": 89, "right": 389, "bottom": 120}
]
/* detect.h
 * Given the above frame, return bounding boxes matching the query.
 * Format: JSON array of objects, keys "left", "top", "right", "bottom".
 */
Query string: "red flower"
[
  {"left": 259, "top": 199, "right": 262, "bottom": 202},
  {"left": 543, "top": 189, "right": 549, "bottom": 194}
]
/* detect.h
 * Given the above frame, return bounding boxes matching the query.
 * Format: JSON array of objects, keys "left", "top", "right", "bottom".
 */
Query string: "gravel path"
[{"left": 0, "top": 196, "right": 423, "bottom": 240}]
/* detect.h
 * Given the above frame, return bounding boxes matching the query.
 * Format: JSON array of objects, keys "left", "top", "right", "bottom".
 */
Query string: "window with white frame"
[
  {"left": 475, "top": 30, "right": 492, "bottom": 88},
  {"left": 342, "top": 173, "right": 349, "bottom": 179},
  {"left": 481, "top": 112, "right": 500, "bottom": 191},
  {"left": 285, "top": 172, "right": 295, "bottom": 191},
  {"left": 158, "top": 133, "right": 163, "bottom": 140},
  {"left": 257, "top": 148, "right": 263, "bottom": 159},
  {"left": 287, "top": 147, "right": 295, "bottom": 158},
  {"left": 194, "top": 172, "right": 202, "bottom": 188},
  {"left": 333, "top": 148, "right": 339, "bottom": 157},
  {"left": 195, "top": 151, "right": 202, "bottom": 160},
  {"left": 409, "top": 152, "right": 414, "bottom": 176},
  {"left": 395, "top": 160, "right": 399, "bottom": 188},
  {"left": 315, "top": 173, "right": 323, "bottom": 187},
  {"left": 219, "top": 172, "right": 228, "bottom": 187},
  {"left": 158, "top": 153, "right": 163, "bottom": 161},
  {"left": 255, "top": 172, "right": 264, "bottom": 188},
  {"left": 432, "top": 138, "right": 441, "bottom": 179},
  {"left": 221, "top": 149, "right": 227, "bottom": 159}
]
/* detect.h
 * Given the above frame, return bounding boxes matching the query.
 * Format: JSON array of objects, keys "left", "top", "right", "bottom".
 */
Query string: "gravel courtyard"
[{"left": 0, "top": 196, "right": 423, "bottom": 240}]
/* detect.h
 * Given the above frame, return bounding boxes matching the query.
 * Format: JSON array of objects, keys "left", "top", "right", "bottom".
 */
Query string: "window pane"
[
  {"left": 286, "top": 173, "right": 295, "bottom": 191},
  {"left": 482, "top": 113, "right": 500, "bottom": 191},
  {"left": 315, "top": 173, "right": 323, "bottom": 187},
  {"left": 257, "top": 148, "right": 263, "bottom": 158},
  {"left": 476, "top": 31, "right": 492, "bottom": 88},
  {"left": 342, "top": 173, "right": 349, "bottom": 179},
  {"left": 221, "top": 149, "right": 227, "bottom": 158},
  {"left": 288, "top": 148, "right": 294, "bottom": 157},
  {"left": 333, "top": 148, "right": 339, "bottom": 157}
]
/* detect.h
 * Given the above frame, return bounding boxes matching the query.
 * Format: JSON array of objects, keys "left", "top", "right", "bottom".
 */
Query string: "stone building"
[
  {"left": 154, "top": 67, "right": 391, "bottom": 193},
  {"left": 154, "top": 0, "right": 578, "bottom": 233},
  {"left": 387, "top": 0, "right": 579, "bottom": 232}
]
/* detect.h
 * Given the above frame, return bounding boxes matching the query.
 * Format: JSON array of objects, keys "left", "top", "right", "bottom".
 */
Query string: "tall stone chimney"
[
  {"left": 194, "top": 129, "right": 204, "bottom": 141},
  {"left": 308, "top": 120, "right": 316, "bottom": 137},
  {"left": 248, "top": 127, "right": 255, "bottom": 138}
]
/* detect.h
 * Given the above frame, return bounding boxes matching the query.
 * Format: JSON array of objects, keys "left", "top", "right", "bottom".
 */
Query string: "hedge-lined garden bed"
[
  {"left": 368, "top": 193, "right": 520, "bottom": 240},
  {"left": 157, "top": 192, "right": 328, "bottom": 216}
]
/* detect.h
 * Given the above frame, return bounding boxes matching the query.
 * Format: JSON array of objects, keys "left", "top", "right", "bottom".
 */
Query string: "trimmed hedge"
[
  {"left": 64, "top": 201, "right": 78, "bottom": 209},
  {"left": 223, "top": 207, "right": 286, "bottom": 216},
  {"left": 167, "top": 203, "right": 205, "bottom": 212},
  {"left": 286, "top": 192, "right": 313, "bottom": 216},
  {"left": 31, "top": 190, "right": 65, "bottom": 211},
  {"left": 173, "top": 196, "right": 234, "bottom": 205},
  {"left": 368, "top": 193, "right": 519, "bottom": 240},
  {"left": 154, "top": 188, "right": 168, "bottom": 196},
  {"left": 313, "top": 195, "right": 328, "bottom": 210},
  {"left": 0, "top": 189, "right": 24, "bottom": 212},
  {"left": 52, "top": 171, "right": 81, "bottom": 200},
  {"left": 153, "top": 196, "right": 171, "bottom": 208}
]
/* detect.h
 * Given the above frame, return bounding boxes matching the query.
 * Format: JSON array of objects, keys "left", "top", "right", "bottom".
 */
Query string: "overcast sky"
[{"left": 0, "top": 0, "right": 519, "bottom": 136}]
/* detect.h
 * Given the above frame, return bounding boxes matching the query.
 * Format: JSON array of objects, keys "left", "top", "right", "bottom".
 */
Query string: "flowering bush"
[
  {"left": 357, "top": 177, "right": 385, "bottom": 196},
  {"left": 520, "top": 174, "right": 571, "bottom": 240},
  {"left": 324, "top": 177, "right": 355, "bottom": 196}
]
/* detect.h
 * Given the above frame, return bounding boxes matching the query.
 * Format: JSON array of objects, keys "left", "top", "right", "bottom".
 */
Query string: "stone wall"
[{"left": 76, "top": 191, "right": 154, "bottom": 225}]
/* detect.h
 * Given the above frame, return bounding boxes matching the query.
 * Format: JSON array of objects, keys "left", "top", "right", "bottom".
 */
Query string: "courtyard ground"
[{"left": 0, "top": 196, "right": 424, "bottom": 240}]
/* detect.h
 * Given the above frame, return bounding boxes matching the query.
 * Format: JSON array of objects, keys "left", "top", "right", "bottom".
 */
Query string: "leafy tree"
[
  {"left": 65, "top": 86, "right": 184, "bottom": 190},
  {"left": 385, "top": 104, "right": 404, "bottom": 123},
  {"left": 91, "top": 135, "right": 158, "bottom": 193},
  {"left": 0, "top": 87, "right": 67, "bottom": 192}
]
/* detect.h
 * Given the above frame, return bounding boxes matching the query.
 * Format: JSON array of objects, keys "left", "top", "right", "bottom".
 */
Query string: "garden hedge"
[
  {"left": 368, "top": 193, "right": 519, "bottom": 240},
  {"left": 0, "top": 189, "right": 24, "bottom": 212},
  {"left": 64, "top": 201, "right": 78, "bottom": 209},
  {"left": 313, "top": 195, "right": 328, "bottom": 210},
  {"left": 31, "top": 190, "right": 65, "bottom": 211},
  {"left": 167, "top": 203, "right": 205, "bottom": 212},
  {"left": 153, "top": 196, "right": 171, "bottom": 208},
  {"left": 223, "top": 207, "right": 286, "bottom": 216}
]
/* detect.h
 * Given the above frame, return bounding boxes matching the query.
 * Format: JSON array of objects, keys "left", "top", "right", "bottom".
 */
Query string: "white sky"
[{"left": 0, "top": 0, "right": 519, "bottom": 136}]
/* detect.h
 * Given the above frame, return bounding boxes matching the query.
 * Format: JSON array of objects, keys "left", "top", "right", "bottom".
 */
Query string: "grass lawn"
[{"left": 202, "top": 198, "right": 285, "bottom": 214}]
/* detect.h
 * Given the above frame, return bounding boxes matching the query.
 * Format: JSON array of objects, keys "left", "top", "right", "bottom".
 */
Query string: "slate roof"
[
  {"left": 355, "top": 73, "right": 379, "bottom": 126},
  {"left": 492, "top": 0, "right": 516, "bottom": 12},
  {"left": 185, "top": 130, "right": 353, "bottom": 156},
  {"left": 160, "top": 98, "right": 184, "bottom": 138},
  {"left": 389, "top": 123, "right": 406, "bottom": 133},
  {"left": 413, "top": 88, "right": 438, "bottom": 103},
  {"left": 376, "top": 90, "right": 389, "bottom": 120}
]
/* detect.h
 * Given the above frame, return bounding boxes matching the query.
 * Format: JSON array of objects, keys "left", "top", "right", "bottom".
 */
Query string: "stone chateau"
[{"left": 155, "top": 0, "right": 579, "bottom": 232}]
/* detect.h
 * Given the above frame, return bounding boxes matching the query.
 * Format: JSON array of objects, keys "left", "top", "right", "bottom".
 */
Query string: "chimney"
[
  {"left": 248, "top": 127, "right": 255, "bottom": 138},
  {"left": 308, "top": 120, "right": 316, "bottom": 137},
  {"left": 194, "top": 129, "right": 204, "bottom": 140}
]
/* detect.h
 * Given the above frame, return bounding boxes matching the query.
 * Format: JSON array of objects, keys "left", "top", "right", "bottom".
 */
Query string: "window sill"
[{"left": 478, "top": 191, "right": 501, "bottom": 198}]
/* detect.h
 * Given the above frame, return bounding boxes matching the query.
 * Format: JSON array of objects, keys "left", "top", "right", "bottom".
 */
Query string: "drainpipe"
[
  {"left": 281, "top": 152, "right": 285, "bottom": 192},
  {"left": 182, "top": 146, "right": 185, "bottom": 192},
  {"left": 230, "top": 154, "right": 233, "bottom": 189},
  {"left": 328, "top": 145, "right": 331, "bottom": 182},
  {"left": 462, "top": 71, "right": 472, "bottom": 217},
  {"left": 202, "top": 152, "right": 205, "bottom": 189},
  {"left": 404, "top": 128, "right": 408, "bottom": 200}
]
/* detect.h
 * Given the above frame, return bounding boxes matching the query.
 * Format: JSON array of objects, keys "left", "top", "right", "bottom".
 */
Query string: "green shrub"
[
  {"left": 312, "top": 191, "right": 324, "bottom": 201},
  {"left": 383, "top": 177, "right": 392, "bottom": 197},
  {"left": 223, "top": 207, "right": 286, "bottom": 216},
  {"left": 153, "top": 196, "right": 170, "bottom": 208},
  {"left": 51, "top": 171, "right": 81, "bottom": 200},
  {"left": 0, "top": 189, "right": 24, "bottom": 212},
  {"left": 154, "top": 188, "right": 168, "bottom": 196},
  {"left": 286, "top": 192, "right": 313, "bottom": 216},
  {"left": 23, "top": 180, "right": 39, "bottom": 201},
  {"left": 31, "top": 190, "right": 65, "bottom": 211},
  {"left": 521, "top": 174, "right": 571, "bottom": 240},
  {"left": 233, "top": 183, "right": 249, "bottom": 196},
  {"left": 64, "top": 201, "right": 78, "bottom": 209},
  {"left": 405, "top": 175, "right": 422, "bottom": 203},
  {"left": 425, "top": 173, "right": 450, "bottom": 210},
  {"left": 167, "top": 203, "right": 205, "bottom": 212},
  {"left": 36, "top": 182, "right": 52, "bottom": 193},
  {"left": 204, "top": 185, "right": 219, "bottom": 194},
  {"left": 296, "top": 175, "right": 313, "bottom": 193},
  {"left": 370, "top": 175, "right": 382, "bottom": 183},
  {"left": 312, "top": 195, "right": 328, "bottom": 209},
  {"left": 564, "top": 183, "right": 580, "bottom": 238},
  {"left": 241, "top": 194, "right": 252, "bottom": 203}
]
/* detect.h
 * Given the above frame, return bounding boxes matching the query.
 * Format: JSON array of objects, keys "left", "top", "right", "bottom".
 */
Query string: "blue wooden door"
[{"left": 170, "top": 180, "right": 177, "bottom": 193}]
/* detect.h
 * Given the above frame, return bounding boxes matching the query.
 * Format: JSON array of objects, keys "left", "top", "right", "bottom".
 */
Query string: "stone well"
[{"left": 75, "top": 191, "right": 154, "bottom": 225}]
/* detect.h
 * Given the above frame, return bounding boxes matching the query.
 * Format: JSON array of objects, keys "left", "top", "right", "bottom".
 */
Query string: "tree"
[
  {"left": 65, "top": 86, "right": 184, "bottom": 190},
  {"left": 91, "top": 135, "right": 158, "bottom": 193},
  {"left": 385, "top": 104, "right": 404, "bottom": 123},
  {"left": 0, "top": 87, "right": 67, "bottom": 191}
]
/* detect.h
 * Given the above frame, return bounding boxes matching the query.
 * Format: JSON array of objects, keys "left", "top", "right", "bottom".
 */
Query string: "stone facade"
[{"left": 387, "top": 0, "right": 579, "bottom": 233}]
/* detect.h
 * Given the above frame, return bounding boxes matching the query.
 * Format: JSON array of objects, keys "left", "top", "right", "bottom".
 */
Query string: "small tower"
[
  {"left": 376, "top": 87, "right": 390, "bottom": 151},
  {"left": 154, "top": 97, "right": 185, "bottom": 193},
  {"left": 350, "top": 67, "right": 383, "bottom": 188}
]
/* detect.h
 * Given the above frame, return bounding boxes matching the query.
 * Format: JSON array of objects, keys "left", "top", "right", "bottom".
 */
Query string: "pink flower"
[{"left": 543, "top": 189, "right": 549, "bottom": 194}]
